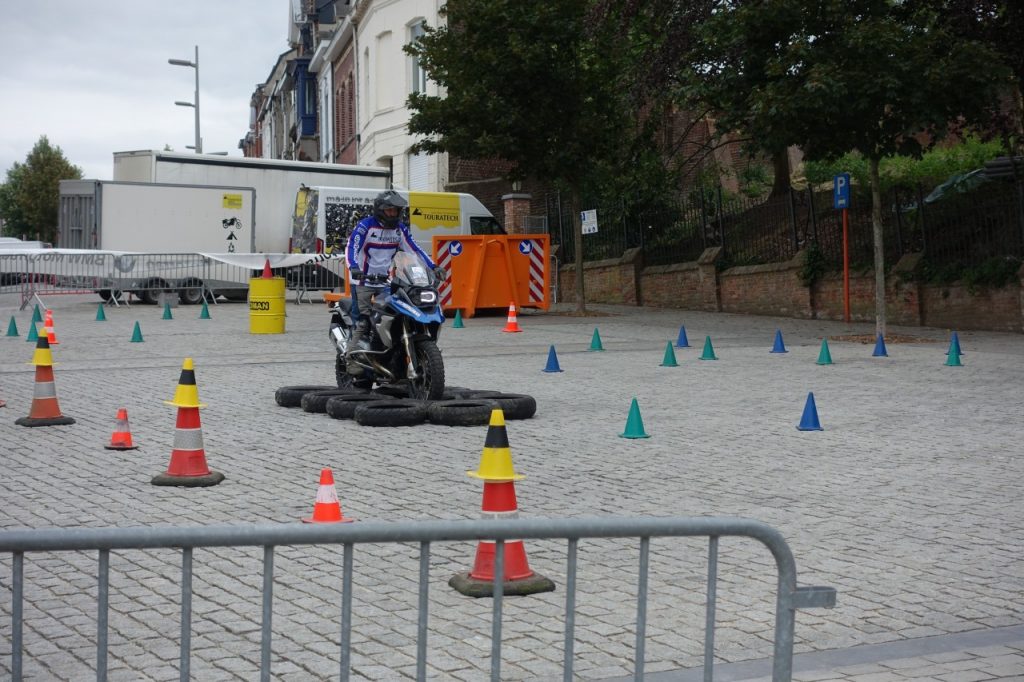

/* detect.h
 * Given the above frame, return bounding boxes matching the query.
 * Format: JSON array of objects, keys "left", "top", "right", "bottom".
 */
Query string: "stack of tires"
[{"left": 275, "top": 385, "right": 536, "bottom": 427}]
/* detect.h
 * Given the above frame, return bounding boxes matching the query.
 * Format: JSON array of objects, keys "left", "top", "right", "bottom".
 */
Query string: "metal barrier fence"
[
  {"left": 0, "top": 252, "right": 347, "bottom": 310},
  {"left": 0, "top": 517, "right": 836, "bottom": 682}
]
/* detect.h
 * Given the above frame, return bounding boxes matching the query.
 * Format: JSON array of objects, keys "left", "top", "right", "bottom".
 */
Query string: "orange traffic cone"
[
  {"left": 501, "top": 302, "right": 522, "bottom": 333},
  {"left": 450, "top": 409, "right": 554, "bottom": 597},
  {"left": 44, "top": 309, "right": 58, "bottom": 345},
  {"left": 15, "top": 334, "right": 74, "bottom": 427},
  {"left": 104, "top": 408, "right": 138, "bottom": 450},
  {"left": 302, "top": 468, "right": 353, "bottom": 523},
  {"left": 262, "top": 259, "right": 273, "bottom": 279},
  {"left": 151, "top": 358, "right": 224, "bottom": 487}
]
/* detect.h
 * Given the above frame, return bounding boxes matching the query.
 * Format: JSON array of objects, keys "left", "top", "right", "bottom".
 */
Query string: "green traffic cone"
[
  {"left": 130, "top": 321, "right": 144, "bottom": 343},
  {"left": 26, "top": 321, "right": 39, "bottom": 342},
  {"left": 6, "top": 316, "right": 18, "bottom": 337},
  {"left": 96, "top": 303, "right": 107, "bottom": 322},
  {"left": 589, "top": 327, "right": 605, "bottom": 351},
  {"left": 30, "top": 304, "right": 42, "bottom": 326},
  {"left": 452, "top": 309, "right": 464, "bottom": 328},
  {"left": 162, "top": 302, "right": 173, "bottom": 320},
  {"left": 199, "top": 301, "right": 211, "bottom": 319},
  {"left": 816, "top": 339, "right": 833, "bottom": 365},
  {"left": 619, "top": 398, "right": 651, "bottom": 439},
  {"left": 699, "top": 335, "right": 717, "bottom": 360},
  {"left": 944, "top": 351, "right": 962, "bottom": 367},
  {"left": 660, "top": 341, "right": 679, "bottom": 367}
]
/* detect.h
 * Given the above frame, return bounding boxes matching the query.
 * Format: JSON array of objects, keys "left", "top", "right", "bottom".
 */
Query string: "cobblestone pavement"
[{"left": 0, "top": 293, "right": 1021, "bottom": 680}]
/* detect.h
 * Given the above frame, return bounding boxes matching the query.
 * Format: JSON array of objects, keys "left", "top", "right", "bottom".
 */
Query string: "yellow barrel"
[{"left": 249, "top": 277, "right": 286, "bottom": 334}]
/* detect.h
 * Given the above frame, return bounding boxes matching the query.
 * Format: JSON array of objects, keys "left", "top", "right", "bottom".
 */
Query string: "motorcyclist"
[{"left": 344, "top": 190, "right": 444, "bottom": 374}]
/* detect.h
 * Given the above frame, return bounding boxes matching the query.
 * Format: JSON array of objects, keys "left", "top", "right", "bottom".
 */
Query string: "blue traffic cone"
[
  {"left": 797, "top": 392, "right": 823, "bottom": 431},
  {"left": 770, "top": 329, "right": 787, "bottom": 353},
  {"left": 199, "top": 301, "right": 211, "bottom": 320},
  {"left": 675, "top": 325, "right": 690, "bottom": 348},
  {"left": 871, "top": 333, "right": 888, "bottom": 357},
  {"left": 542, "top": 345, "right": 563, "bottom": 373},
  {"left": 452, "top": 310, "right": 465, "bottom": 328},
  {"left": 6, "top": 316, "right": 18, "bottom": 337},
  {"left": 947, "top": 331, "right": 962, "bottom": 356}
]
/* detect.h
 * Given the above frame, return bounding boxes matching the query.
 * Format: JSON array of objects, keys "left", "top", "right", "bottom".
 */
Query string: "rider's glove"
[
  {"left": 433, "top": 266, "right": 447, "bottom": 283},
  {"left": 350, "top": 268, "right": 365, "bottom": 280}
]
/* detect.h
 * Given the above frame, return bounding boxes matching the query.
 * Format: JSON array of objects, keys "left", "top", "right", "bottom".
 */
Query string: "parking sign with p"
[{"left": 833, "top": 173, "right": 851, "bottom": 209}]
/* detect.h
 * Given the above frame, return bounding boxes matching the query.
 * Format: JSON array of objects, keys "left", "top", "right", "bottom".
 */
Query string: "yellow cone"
[
  {"left": 163, "top": 357, "right": 207, "bottom": 408},
  {"left": 467, "top": 409, "right": 524, "bottom": 481},
  {"left": 29, "top": 334, "right": 54, "bottom": 367}
]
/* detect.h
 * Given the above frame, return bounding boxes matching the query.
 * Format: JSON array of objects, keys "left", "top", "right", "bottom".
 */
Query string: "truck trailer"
[
  {"left": 111, "top": 150, "right": 390, "bottom": 252},
  {"left": 57, "top": 179, "right": 259, "bottom": 303}
]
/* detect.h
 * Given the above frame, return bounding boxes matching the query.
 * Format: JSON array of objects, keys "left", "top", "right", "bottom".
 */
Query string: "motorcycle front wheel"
[{"left": 409, "top": 339, "right": 445, "bottom": 401}]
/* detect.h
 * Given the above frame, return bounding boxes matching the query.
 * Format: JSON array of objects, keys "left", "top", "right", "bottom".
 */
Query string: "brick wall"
[{"left": 559, "top": 250, "right": 1024, "bottom": 332}]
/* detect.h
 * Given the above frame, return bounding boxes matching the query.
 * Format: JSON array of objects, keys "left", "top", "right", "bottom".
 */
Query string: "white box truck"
[
  {"left": 112, "top": 150, "right": 390, "bottom": 252},
  {"left": 57, "top": 179, "right": 259, "bottom": 303},
  {"left": 291, "top": 186, "right": 505, "bottom": 255}
]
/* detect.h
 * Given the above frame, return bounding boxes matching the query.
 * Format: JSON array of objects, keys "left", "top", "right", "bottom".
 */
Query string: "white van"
[{"left": 291, "top": 186, "right": 504, "bottom": 255}]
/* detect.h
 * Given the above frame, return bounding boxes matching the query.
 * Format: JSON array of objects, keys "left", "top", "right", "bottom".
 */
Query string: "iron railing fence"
[
  {"left": 0, "top": 517, "right": 836, "bottom": 682},
  {"left": 542, "top": 179, "right": 1024, "bottom": 275}
]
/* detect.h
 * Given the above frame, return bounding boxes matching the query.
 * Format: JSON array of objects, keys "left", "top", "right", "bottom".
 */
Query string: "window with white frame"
[{"left": 410, "top": 21, "right": 427, "bottom": 94}]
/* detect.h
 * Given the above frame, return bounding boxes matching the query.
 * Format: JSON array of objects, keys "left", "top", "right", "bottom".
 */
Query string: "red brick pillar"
[{"left": 501, "top": 193, "right": 533, "bottom": 235}]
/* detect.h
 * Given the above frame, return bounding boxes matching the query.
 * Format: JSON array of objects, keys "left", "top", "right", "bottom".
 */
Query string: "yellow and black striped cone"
[
  {"left": 451, "top": 408, "right": 554, "bottom": 598},
  {"left": 153, "top": 358, "right": 222, "bottom": 487},
  {"left": 467, "top": 409, "right": 524, "bottom": 482},
  {"left": 16, "top": 334, "right": 74, "bottom": 427},
  {"left": 163, "top": 357, "right": 207, "bottom": 408}
]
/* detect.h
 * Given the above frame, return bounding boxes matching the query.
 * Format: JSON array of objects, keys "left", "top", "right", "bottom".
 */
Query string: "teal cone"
[
  {"left": 660, "top": 341, "right": 679, "bottom": 367},
  {"left": 619, "top": 398, "right": 650, "bottom": 439}
]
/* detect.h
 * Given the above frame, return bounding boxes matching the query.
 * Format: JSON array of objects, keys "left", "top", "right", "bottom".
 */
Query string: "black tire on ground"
[
  {"left": 301, "top": 388, "right": 366, "bottom": 413},
  {"left": 373, "top": 383, "right": 409, "bottom": 398},
  {"left": 325, "top": 394, "right": 395, "bottom": 420},
  {"left": 178, "top": 278, "right": 205, "bottom": 305},
  {"left": 275, "top": 385, "right": 337, "bottom": 408},
  {"left": 440, "top": 386, "right": 476, "bottom": 400},
  {"left": 408, "top": 339, "right": 445, "bottom": 401},
  {"left": 427, "top": 399, "right": 499, "bottom": 426},
  {"left": 464, "top": 392, "right": 537, "bottom": 420},
  {"left": 141, "top": 279, "right": 171, "bottom": 305},
  {"left": 354, "top": 399, "right": 429, "bottom": 427}
]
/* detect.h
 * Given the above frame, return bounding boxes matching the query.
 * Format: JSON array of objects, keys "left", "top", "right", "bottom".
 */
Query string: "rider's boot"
[{"left": 346, "top": 320, "right": 368, "bottom": 375}]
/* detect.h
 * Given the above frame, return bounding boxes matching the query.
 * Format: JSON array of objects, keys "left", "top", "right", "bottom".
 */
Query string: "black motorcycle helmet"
[{"left": 373, "top": 190, "right": 408, "bottom": 228}]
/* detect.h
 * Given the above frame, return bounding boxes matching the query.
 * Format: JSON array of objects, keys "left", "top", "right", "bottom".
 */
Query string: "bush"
[{"left": 803, "top": 136, "right": 1008, "bottom": 194}]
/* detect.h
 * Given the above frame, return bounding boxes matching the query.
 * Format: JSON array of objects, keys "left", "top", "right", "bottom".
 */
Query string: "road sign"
[
  {"left": 833, "top": 173, "right": 851, "bottom": 209},
  {"left": 448, "top": 240, "right": 463, "bottom": 256},
  {"left": 581, "top": 209, "right": 598, "bottom": 235}
]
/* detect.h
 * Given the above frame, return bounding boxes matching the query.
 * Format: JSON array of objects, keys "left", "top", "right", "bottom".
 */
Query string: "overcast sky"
[{"left": 0, "top": 1, "right": 289, "bottom": 181}]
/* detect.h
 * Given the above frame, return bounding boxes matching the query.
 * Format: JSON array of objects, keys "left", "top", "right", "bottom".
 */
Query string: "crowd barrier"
[
  {"left": 0, "top": 516, "right": 836, "bottom": 682},
  {"left": 0, "top": 251, "right": 348, "bottom": 309}
]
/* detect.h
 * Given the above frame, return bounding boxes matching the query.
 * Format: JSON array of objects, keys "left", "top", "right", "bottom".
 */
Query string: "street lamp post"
[{"left": 168, "top": 46, "right": 201, "bottom": 154}]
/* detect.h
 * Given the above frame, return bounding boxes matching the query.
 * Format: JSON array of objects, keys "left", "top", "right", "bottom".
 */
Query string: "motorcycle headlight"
[{"left": 418, "top": 290, "right": 437, "bottom": 305}]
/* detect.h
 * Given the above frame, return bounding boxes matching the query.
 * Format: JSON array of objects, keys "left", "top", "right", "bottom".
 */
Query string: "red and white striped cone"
[
  {"left": 470, "top": 481, "right": 534, "bottom": 581},
  {"left": 501, "top": 302, "right": 522, "bottom": 333},
  {"left": 104, "top": 407, "right": 138, "bottom": 450},
  {"left": 152, "top": 359, "right": 224, "bottom": 487},
  {"left": 16, "top": 333, "right": 74, "bottom": 427},
  {"left": 302, "top": 468, "right": 353, "bottom": 523},
  {"left": 449, "top": 411, "right": 553, "bottom": 597}
]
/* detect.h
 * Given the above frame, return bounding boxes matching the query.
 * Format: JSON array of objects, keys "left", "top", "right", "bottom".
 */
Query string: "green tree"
[
  {"left": 0, "top": 136, "right": 83, "bottom": 244},
  {"left": 406, "top": 0, "right": 645, "bottom": 312},
  {"left": 686, "top": 1, "right": 1010, "bottom": 334}
]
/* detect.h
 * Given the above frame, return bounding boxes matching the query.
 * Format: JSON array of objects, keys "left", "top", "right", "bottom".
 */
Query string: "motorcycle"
[{"left": 328, "top": 252, "right": 446, "bottom": 400}]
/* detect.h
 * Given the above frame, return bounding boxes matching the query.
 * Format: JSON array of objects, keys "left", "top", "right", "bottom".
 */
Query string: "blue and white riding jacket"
[{"left": 345, "top": 217, "right": 436, "bottom": 285}]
